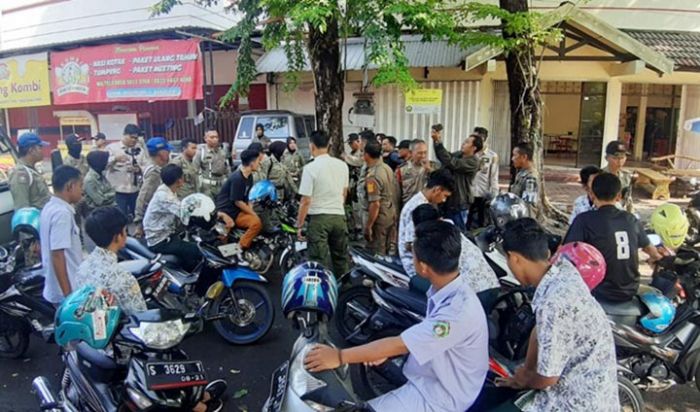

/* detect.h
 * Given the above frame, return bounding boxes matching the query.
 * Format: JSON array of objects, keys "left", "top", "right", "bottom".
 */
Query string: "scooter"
[
  {"left": 262, "top": 310, "right": 371, "bottom": 412},
  {"left": 120, "top": 224, "right": 274, "bottom": 345},
  {"left": 32, "top": 309, "right": 219, "bottom": 411},
  {"left": 0, "top": 242, "right": 54, "bottom": 358}
]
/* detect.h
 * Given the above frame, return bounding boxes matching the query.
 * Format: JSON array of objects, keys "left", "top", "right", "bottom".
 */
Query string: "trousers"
[
  {"left": 115, "top": 192, "right": 138, "bottom": 220},
  {"left": 307, "top": 214, "right": 349, "bottom": 277},
  {"left": 235, "top": 211, "right": 262, "bottom": 249},
  {"left": 150, "top": 238, "right": 201, "bottom": 273}
]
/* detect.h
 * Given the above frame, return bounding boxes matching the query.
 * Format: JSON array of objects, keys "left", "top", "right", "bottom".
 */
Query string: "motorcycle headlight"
[
  {"left": 129, "top": 319, "right": 189, "bottom": 350},
  {"left": 289, "top": 344, "right": 328, "bottom": 401}
]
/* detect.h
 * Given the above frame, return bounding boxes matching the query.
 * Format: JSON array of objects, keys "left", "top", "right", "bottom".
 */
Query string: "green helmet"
[
  {"left": 651, "top": 203, "right": 689, "bottom": 250},
  {"left": 54, "top": 286, "right": 122, "bottom": 349}
]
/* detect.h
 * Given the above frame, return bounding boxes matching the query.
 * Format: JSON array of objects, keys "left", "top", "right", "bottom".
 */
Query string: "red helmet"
[{"left": 551, "top": 242, "right": 606, "bottom": 291}]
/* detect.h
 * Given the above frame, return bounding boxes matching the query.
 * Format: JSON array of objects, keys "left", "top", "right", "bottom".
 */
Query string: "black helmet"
[{"left": 490, "top": 193, "right": 529, "bottom": 229}]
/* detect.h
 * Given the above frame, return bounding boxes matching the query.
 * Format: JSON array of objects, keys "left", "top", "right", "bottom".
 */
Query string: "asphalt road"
[{"left": 1, "top": 270, "right": 699, "bottom": 411}]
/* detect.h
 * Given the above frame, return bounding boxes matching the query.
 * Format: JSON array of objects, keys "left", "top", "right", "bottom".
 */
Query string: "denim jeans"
[
  {"left": 115, "top": 192, "right": 138, "bottom": 220},
  {"left": 447, "top": 209, "right": 468, "bottom": 233}
]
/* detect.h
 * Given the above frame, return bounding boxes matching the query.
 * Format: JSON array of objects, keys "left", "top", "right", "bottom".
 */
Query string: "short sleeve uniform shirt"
[
  {"left": 298, "top": 154, "right": 349, "bottom": 216},
  {"left": 40, "top": 196, "right": 83, "bottom": 303},
  {"left": 370, "top": 275, "right": 489, "bottom": 412}
]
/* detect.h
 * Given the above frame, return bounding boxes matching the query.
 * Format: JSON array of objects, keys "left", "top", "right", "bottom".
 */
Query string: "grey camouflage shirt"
[
  {"left": 134, "top": 164, "right": 162, "bottom": 224},
  {"left": 75, "top": 247, "right": 147, "bottom": 316}
]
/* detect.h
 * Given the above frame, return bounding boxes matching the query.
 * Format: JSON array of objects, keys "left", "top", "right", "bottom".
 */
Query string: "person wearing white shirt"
[{"left": 297, "top": 131, "right": 350, "bottom": 277}]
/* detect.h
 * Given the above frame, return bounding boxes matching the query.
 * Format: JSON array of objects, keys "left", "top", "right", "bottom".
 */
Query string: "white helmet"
[{"left": 180, "top": 193, "right": 216, "bottom": 226}]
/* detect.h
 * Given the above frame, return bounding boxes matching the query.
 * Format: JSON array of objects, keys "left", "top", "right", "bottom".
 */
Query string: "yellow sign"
[
  {"left": 0, "top": 52, "right": 51, "bottom": 109},
  {"left": 405, "top": 88, "right": 442, "bottom": 115}
]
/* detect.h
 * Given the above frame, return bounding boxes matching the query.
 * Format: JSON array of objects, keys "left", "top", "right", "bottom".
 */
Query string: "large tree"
[{"left": 153, "top": 0, "right": 565, "bottom": 220}]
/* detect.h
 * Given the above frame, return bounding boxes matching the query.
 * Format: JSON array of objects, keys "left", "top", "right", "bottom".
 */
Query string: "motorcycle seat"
[
  {"left": 17, "top": 273, "right": 44, "bottom": 288},
  {"left": 76, "top": 342, "right": 118, "bottom": 370},
  {"left": 598, "top": 297, "right": 644, "bottom": 317},
  {"left": 118, "top": 259, "right": 156, "bottom": 278},
  {"left": 385, "top": 286, "right": 427, "bottom": 315},
  {"left": 124, "top": 237, "right": 181, "bottom": 267}
]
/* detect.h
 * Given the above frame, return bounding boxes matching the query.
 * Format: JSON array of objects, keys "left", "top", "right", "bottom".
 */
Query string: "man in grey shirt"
[{"left": 40, "top": 166, "right": 84, "bottom": 305}]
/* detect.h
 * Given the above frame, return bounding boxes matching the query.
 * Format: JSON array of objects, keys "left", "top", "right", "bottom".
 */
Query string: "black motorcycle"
[
  {"left": 0, "top": 242, "right": 54, "bottom": 358},
  {"left": 33, "top": 309, "right": 220, "bottom": 411},
  {"left": 235, "top": 198, "right": 306, "bottom": 275}
]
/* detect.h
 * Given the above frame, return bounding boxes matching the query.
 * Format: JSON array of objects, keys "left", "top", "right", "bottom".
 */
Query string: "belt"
[{"left": 201, "top": 177, "right": 224, "bottom": 185}]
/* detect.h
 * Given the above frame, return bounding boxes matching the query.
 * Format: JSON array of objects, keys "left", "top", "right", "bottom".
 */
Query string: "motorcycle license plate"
[
  {"left": 294, "top": 241, "right": 307, "bottom": 252},
  {"left": 145, "top": 361, "right": 207, "bottom": 390},
  {"left": 264, "top": 361, "right": 289, "bottom": 412}
]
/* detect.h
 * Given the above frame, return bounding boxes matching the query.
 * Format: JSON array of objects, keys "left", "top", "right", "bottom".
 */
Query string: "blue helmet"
[
  {"left": 11, "top": 207, "right": 40, "bottom": 240},
  {"left": 249, "top": 179, "right": 278, "bottom": 203},
  {"left": 281, "top": 262, "right": 338, "bottom": 319},
  {"left": 639, "top": 287, "right": 676, "bottom": 334},
  {"left": 55, "top": 286, "right": 122, "bottom": 349}
]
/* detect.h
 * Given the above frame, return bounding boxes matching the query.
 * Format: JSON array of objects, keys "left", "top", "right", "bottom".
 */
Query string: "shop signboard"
[
  {"left": 404, "top": 88, "right": 442, "bottom": 115},
  {"left": 51, "top": 39, "right": 203, "bottom": 105},
  {"left": 0, "top": 52, "right": 51, "bottom": 109}
]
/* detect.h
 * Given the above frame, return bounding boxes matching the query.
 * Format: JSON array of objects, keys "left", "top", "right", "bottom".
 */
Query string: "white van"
[{"left": 233, "top": 110, "right": 314, "bottom": 166}]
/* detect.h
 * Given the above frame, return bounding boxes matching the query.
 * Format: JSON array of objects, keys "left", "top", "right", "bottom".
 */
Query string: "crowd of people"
[{"left": 6, "top": 119, "right": 660, "bottom": 410}]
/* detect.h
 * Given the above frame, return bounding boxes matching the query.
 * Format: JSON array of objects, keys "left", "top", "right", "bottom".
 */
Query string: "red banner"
[{"left": 51, "top": 39, "right": 203, "bottom": 104}]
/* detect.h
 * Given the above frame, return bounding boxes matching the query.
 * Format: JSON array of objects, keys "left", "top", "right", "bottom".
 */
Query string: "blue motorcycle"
[{"left": 121, "top": 228, "right": 274, "bottom": 345}]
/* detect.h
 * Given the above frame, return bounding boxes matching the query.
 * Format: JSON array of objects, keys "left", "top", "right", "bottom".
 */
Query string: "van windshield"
[{"left": 256, "top": 116, "right": 290, "bottom": 139}]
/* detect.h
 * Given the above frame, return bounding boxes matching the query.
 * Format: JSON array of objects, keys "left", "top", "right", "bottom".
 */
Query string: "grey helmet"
[{"left": 490, "top": 193, "right": 530, "bottom": 229}]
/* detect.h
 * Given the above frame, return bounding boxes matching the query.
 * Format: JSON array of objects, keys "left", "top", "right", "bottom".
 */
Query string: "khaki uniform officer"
[
  {"left": 364, "top": 139, "right": 397, "bottom": 256},
  {"left": 8, "top": 133, "right": 51, "bottom": 209},
  {"left": 603, "top": 140, "right": 634, "bottom": 213},
  {"left": 194, "top": 129, "right": 230, "bottom": 199},
  {"left": 133, "top": 137, "right": 173, "bottom": 236},
  {"left": 171, "top": 138, "right": 199, "bottom": 199}
]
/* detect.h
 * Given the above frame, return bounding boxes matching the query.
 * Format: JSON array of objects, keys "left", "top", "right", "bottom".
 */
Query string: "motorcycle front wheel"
[
  {"left": 0, "top": 314, "right": 30, "bottom": 359},
  {"left": 618, "top": 375, "right": 644, "bottom": 412},
  {"left": 211, "top": 281, "right": 274, "bottom": 345}
]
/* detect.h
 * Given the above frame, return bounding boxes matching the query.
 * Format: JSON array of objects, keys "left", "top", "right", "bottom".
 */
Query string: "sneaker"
[{"left": 205, "top": 379, "right": 227, "bottom": 401}]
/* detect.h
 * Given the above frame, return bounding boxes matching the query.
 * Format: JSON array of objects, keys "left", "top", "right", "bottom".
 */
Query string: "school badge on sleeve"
[{"left": 432, "top": 321, "right": 450, "bottom": 338}]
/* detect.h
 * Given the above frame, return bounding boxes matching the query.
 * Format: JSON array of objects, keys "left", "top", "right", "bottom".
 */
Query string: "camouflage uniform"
[
  {"left": 171, "top": 154, "right": 199, "bottom": 199},
  {"left": 602, "top": 166, "right": 634, "bottom": 213},
  {"left": 510, "top": 167, "right": 540, "bottom": 217},
  {"left": 282, "top": 149, "right": 305, "bottom": 183},
  {"left": 8, "top": 159, "right": 51, "bottom": 209},
  {"left": 83, "top": 169, "right": 116, "bottom": 210},
  {"left": 396, "top": 160, "right": 436, "bottom": 208},
  {"left": 63, "top": 155, "right": 89, "bottom": 177},
  {"left": 253, "top": 154, "right": 272, "bottom": 184},
  {"left": 193, "top": 144, "right": 230, "bottom": 200},
  {"left": 365, "top": 159, "right": 398, "bottom": 255},
  {"left": 345, "top": 146, "right": 365, "bottom": 233},
  {"left": 268, "top": 156, "right": 298, "bottom": 201},
  {"left": 133, "top": 164, "right": 162, "bottom": 227}
]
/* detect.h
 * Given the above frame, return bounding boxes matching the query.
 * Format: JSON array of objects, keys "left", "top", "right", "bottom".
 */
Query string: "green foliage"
[{"left": 152, "top": 0, "right": 562, "bottom": 107}]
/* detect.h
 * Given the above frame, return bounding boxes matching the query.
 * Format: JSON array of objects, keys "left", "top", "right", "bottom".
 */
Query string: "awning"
[
  {"left": 464, "top": 3, "right": 674, "bottom": 75},
  {"left": 255, "top": 35, "right": 481, "bottom": 73}
]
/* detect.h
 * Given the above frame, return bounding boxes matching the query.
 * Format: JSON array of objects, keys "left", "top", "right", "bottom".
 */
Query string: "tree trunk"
[
  {"left": 499, "top": 0, "right": 567, "bottom": 226},
  {"left": 307, "top": 18, "right": 344, "bottom": 157}
]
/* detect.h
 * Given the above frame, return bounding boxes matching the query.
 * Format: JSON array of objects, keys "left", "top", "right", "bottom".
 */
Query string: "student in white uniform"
[{"left": 304, "top": 220, "right": 489, "bottom": 412}]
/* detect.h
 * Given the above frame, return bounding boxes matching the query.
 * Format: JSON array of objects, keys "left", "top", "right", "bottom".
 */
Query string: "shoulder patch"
[
  {"left": 366, "top": 178, "right": 378, "bottom": 195},
  {"left": 432, "top": 321, "right": 451, "bottom": 338}
]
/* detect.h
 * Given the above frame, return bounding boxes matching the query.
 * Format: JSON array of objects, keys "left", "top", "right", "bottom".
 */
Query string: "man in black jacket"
[{"left": 431, "top": 126, "right": 480, "bottom": 232}]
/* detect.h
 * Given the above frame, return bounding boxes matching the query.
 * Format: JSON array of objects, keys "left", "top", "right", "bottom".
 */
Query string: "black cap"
[
  {"left": 605, "top": 140, "right": 629, "bottom": 157},
  {"left": 92, "top": 132, "right": 106, "bottom": 140},
  {"left": 398, "top": 139, "right": 411, "bottom": 150},
  {"left": 347, "top": 133, "right": 359, "bottom": 143},
  {"left": 124, "top": 124, "right": 141, "bottom": 136},
  {"left": 65, "top": 134, "right": 82, "bottom": 145}
]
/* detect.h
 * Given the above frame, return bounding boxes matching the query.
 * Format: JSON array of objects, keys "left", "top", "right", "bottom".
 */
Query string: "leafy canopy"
[{"left": 151, "top": 0, "right": 562, "bottom": 106}]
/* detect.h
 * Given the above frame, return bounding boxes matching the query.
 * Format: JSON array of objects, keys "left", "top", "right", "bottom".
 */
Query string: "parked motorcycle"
[
  {"left": 0, "top": 242, "right": 54, "bottom": 358},
  {"left": 120, "top": 224, "right": 274, "bottom": 345},
  {"left": 685, "top": 180, "right": 700, "bottom": 247},
  {"left": 34, "top": 303, "right": 217, "bottom": 411},
  {"left": 235, "top": 180, "right": 306, "bottom": 274}
]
